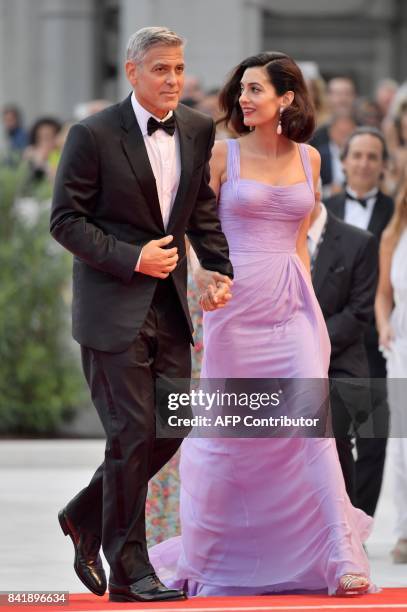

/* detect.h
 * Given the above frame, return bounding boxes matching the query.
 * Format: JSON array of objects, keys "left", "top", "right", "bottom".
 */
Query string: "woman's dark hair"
[
  {"left": 29, "top": 117, "right": 62, "bottom": 146},
  {"left": 218, "top": 51, "right": 315, "bottom": 142},
  {"left": 341, "top": 126, "right": 389, "bottom": 161}
]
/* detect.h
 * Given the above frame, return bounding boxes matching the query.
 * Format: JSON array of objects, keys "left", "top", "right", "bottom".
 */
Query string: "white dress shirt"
[
  {"left": 131, "top": 92, "right": 181, "bottom": 270},
  {"left": 344, "top": 186, "right": 378, "bottom": 230},
  {"left": 308, "top": 202, "right": 328, "bottom": 257}
]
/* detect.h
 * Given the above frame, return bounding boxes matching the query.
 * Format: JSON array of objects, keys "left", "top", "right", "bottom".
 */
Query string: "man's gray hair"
[{"left": 126, "top": 26, "right": 185, "bottom": 63}]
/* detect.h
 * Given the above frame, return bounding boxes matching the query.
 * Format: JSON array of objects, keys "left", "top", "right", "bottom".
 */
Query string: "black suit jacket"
[
  {"left": 50, "top": 95, "right": 233, "bottom": 352},
  {"left": 325, "top": 190, "right": 394, "bottom": 242},
  {"left": 318, "top": 142, "right": 333, "bottom": 187},
  {"left": 309, "top": 123, "right": 329, "bottom": 150},
  {"left": 325, "top": 190, "right": 394, "bottom": 354},
  {"left": 312, "top": 212, "right": 378, "bottom": 377}
]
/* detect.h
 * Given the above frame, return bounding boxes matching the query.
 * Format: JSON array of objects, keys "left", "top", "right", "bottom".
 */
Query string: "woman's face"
[
  {"left": 36, "top": 124, "right": 59, "bottom": 151},
  {"left": 239, "top": 66, "right": 282, "bottom": 128}
]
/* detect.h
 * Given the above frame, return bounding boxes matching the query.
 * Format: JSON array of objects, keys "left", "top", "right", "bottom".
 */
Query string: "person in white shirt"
[{"left": 375, "top": 172, "right": 407, "bottom": 563}]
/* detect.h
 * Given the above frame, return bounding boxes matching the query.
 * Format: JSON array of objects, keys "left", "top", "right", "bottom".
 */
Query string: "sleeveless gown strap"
[
  {"left": 298, "top": 143, "right": 314, "bottom": 195},
  {"left": 226, "top": 139, "right": 240, "bottom": 186}
]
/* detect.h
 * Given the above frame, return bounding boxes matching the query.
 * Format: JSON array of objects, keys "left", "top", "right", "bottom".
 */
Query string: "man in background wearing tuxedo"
[
  {"left": 50, "top": 27, "right": 233, "bottom": 603},
  {"left": 309, "top": 186, "right": 378, "bottom": 502},
  {"left": 326, "top": 127, "right": 394, "bottom": 517}
]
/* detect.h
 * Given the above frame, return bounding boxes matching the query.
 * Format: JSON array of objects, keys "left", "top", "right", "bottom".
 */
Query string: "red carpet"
[{"left": 2, "top": 589, "right": 407, "bottom": 612}]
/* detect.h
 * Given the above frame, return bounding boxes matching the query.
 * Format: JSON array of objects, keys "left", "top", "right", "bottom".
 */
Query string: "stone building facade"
[{"left": 0, "top": 0, "right": 406, "bottom": 131}]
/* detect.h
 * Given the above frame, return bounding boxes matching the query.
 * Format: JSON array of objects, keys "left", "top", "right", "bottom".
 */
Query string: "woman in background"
[
  {"left": 24, "top": 116, "right": 62, "bottom": 188},
  {"left": 375, "top": 170, "right": 407, "bottom": 563}
]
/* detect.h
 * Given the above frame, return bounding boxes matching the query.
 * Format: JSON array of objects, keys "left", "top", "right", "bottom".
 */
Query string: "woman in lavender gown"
[{"left": 150, "top": 52, "right": 372, "bottom": 597}]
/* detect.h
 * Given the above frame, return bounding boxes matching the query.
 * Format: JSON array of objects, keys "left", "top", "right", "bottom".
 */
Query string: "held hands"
[
  {"left": 199, "top": 280, "right": 233, "bottom": 311},
  {"left": 137, "top": 235, "right": 178, "bottom": 279},
  {"left": 194, "top": 266, "right": 233, "bottom": 312}
]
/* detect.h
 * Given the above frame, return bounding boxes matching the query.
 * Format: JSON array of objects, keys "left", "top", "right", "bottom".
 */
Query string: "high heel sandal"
[{"left": 335, "top": 574, "right": 370, "bottom": 596}]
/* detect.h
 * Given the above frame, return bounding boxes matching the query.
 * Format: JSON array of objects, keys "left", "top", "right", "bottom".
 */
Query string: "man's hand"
[
  {"left": 193, "top": 266, "right": 230, "bottom": 293},
  {"left": 137, "top": 235, "right": 178, "bottom": 278}
]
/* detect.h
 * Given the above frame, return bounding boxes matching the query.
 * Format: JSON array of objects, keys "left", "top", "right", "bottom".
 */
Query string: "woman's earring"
[{"left": 277, "top": 106, "right": 283, "bottom": 135}]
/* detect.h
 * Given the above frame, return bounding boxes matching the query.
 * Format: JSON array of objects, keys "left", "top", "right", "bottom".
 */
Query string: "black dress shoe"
[
  {"left": 58, "top": 508, "right": 106, "bottom": 596},
  {"left": 109, "top": 574, "right": 187, "bottom": 602}
]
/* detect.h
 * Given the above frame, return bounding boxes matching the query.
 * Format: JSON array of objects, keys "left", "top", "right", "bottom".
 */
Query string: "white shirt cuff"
[{"left": 135, "top": 248, "right": 143, "bottom": 272}]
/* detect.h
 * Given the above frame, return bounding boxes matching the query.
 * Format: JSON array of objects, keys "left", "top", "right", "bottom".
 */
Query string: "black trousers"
[
  {"left": 355, "top": 347, "right": 389, "bottom": 517},
  {"left": 331, "top": 347, "right": 389, "bottom": 517},
  {"left": 65, "top": 280, "right": 191, "bottom": 585},
  {"left": 330, "top": 370, "right": 372, "bottom": 506}
]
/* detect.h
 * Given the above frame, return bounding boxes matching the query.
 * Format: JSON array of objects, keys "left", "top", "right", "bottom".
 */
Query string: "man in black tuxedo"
[
  {"left": 309, "top": 190, "right": 378, "bottom": 502},
  {"left": 325, "top": 127, "right": 394, "bottom": 516},
  {"left": 50, "top": 27, "right": 233, "bottom": 603}
]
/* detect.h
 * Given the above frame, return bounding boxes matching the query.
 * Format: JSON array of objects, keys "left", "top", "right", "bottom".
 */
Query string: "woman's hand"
[
  {"left": 197, "top": 276, "right": 233, "bottom": 312},
  {"left": 379, "top": 320, "right": 394, "bottom": 351}
]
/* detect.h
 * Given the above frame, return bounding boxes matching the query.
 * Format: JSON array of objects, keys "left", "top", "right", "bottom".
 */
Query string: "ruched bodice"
[
  {"left": 218, "top": 139, "right": 315, "bottom": 255},
  {"left": 201, "top": 139, "right": 330, "bottom": 378}
]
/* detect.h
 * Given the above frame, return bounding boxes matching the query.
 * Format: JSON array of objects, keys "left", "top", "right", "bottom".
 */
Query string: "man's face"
[
  {"left": 327, "top": 78, "right": 356, "bottom": 114},
  {"left": 329, "top": 117, "right": 356, "bottom": 149},
  {"left": 342, "top": 134, "right": 385, "bottom": 192},
  {"left": 375, "top": 83, "right": 397, "bottom": 115},
  {"left": 198, "top": 94, "right": 221, "bottom": 121},
  {"left": 3, "top": 110, "right": 18, "bottom": 131},
  {"left": 126, "top": 44, "right": 185, "bottom": 118}
]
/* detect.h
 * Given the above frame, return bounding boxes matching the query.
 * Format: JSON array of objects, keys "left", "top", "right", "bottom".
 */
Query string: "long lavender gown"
[{"left": 150, "top": 140, "right": 372, "bottom": 596}]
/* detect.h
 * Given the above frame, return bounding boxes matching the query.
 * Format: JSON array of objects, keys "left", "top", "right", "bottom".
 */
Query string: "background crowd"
[{"left": 1, "top": 64, "right": 407, "bottom": 561}]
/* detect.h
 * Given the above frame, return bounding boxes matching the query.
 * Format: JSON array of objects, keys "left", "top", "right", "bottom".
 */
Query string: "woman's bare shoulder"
[
  {"left": 306, "top": 144, "right": 321, "bottom": 165},
  {"left": 210, "top": 139, "right": 229, "bottom": 174},
  {"left": 212, "top": 139, "right": 228, "bottom": 159}
]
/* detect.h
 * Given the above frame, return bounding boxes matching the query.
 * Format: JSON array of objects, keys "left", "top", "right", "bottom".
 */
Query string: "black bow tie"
[
  {"left": 345, "top": 191, "right": 371, "bottom": 208},
  {"left": 147, "top": 115, "right": 176, "bottom": 136}
]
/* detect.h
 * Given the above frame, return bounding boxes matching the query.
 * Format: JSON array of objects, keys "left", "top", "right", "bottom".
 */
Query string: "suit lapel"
[
  {"left": 312, "top": 215, "right": 340, "bottom": 294},
  {"left": 119, "top": 95, "right": 164, "bottom": 232},
  {"left": 329, "top": 193, "right": 346, "bottom": 220},
  {"left": 167, "top": 107, "right": 194, "bottom": 231},
  {"left": 368, "top": 192, "right": 388, "bottom": 238}
]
